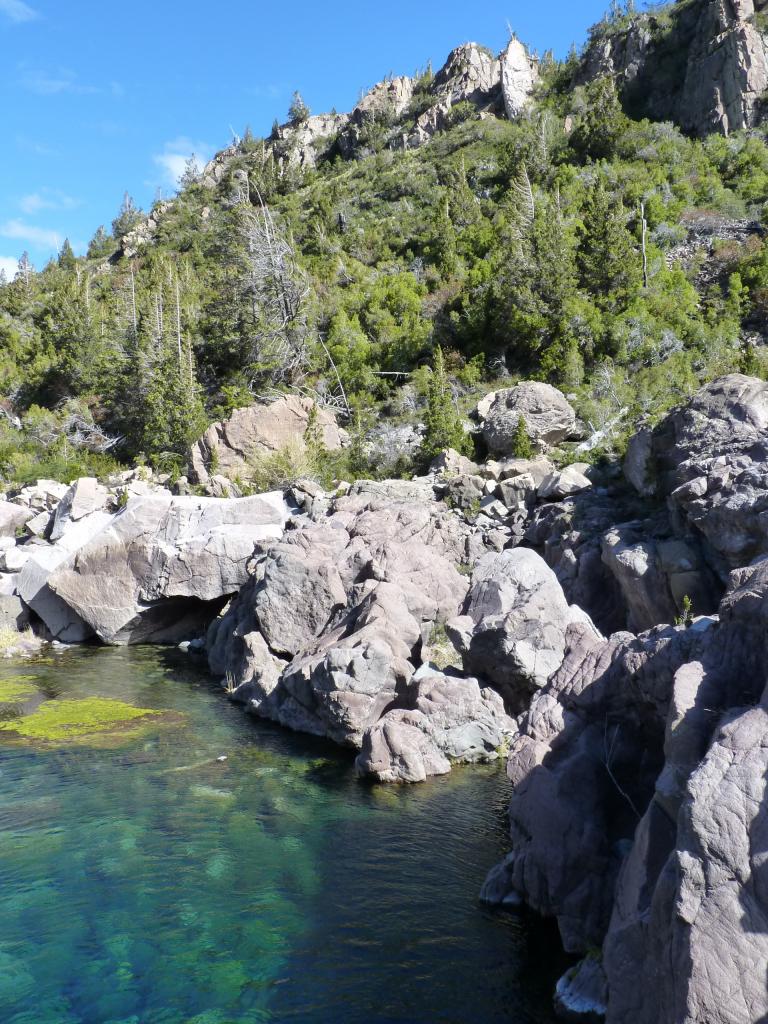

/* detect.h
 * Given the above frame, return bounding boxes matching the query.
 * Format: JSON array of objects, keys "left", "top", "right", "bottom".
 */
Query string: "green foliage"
[
  {"left": 288, "top": 91, "right": 311, "bottom": 125},
  {"left": 512, "top": 416, "right": 534, "bottom": 458},
  {"left": 420, "top": 346, "right": 472, "bottom": 463},
  {"left": 1, "top": 28, "right": 767, "bottom": 481}
]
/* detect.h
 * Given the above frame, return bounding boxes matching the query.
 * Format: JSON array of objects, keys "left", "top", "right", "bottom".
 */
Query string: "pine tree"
[
  {"left": 578, "top": 176, "right": 642, "bottom": 312},
  {"left": 288, "top": 91, "right": 310, "bottom": 125},
  {"left": 512, "top": 415, "right": 534, "bottom": 458},
  {"left": 420, "top": 346, "right": 471, "bottom": 462},
  {"left": 111, "top": 192, "right": 142, "bottom": 240}
]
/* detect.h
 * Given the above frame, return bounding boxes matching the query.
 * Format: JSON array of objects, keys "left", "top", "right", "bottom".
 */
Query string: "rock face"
[
  {"left": 188, "top": 396, "right": 347, "bottom": 485},
  {"left": 208, "top": 480, "right": 520, "bottom": 773},
  {"left": 580, "top": 0, "right": 768, "bottom": 136},
  {"left": 482, "top": 382, "right": 577, "bottom": 455},
  {"left": 483, "top": 549, "right": 768, "bottom": 1022},
  {"left": 638, "top": 375, "right": 768, "bottom": 575},
  {"left": 447, "top": 548, "right": 598, "bottom": 712},
  {"left": 500, "top": 38, "right": 539, "bottom": 119},
  {"left": 44, "top": 493, "right": 288, "bottom": 644}
]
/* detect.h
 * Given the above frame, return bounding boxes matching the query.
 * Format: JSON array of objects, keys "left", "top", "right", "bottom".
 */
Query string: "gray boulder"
[
  {"left": 0, "top": 501, "right": 33, "bottom": 538},
  {"left": 482, "top": 382, "right": 577, "bottom": 455},
  {"left": 447, "top": 548, "right": 597, "bottom": 711},
  {"left": 356, "top": 668, "right": 514, "bottom": 783},
  {"left": 46, "top": 494, "right": 288, "bottom": 644}
]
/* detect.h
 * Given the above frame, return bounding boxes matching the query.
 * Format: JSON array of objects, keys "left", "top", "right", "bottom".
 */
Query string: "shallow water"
[{"left": 0, "top": 646, "right": 564, "bottom": 1024}]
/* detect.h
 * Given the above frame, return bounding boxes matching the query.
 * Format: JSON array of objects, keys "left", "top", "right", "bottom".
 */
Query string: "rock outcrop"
[
  {"left": 447, "top": 548, "right": 599, "bottom": 712},
  {"left": 500, "top": 37, "right": 539, "bottom": 119},
  {"left": 188, "top": 395, "right": 347, "bottom": 486},
  {"left": 580, "top": 0, "right": 768, "bottom": 136},
  {"left": 628, "top": 374, "right": 768, "bottom": 576},
  {"left": 45, "top": 493, "right": 288, "bottom": 644},
  {"left": 207, "top": 478, "right": 526, "bottom": 773}
]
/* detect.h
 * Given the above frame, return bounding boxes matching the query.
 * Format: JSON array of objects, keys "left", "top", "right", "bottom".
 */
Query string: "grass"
[{"left": 0, "top": 697, "right": 160, "bottom": 743}]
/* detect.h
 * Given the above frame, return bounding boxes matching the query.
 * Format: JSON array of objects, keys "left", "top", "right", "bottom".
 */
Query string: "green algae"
[
  {"left": 0, "top": 678, "right": 38, "bottom": 703},
  {"left": 0, "top": 697, "right": 160, "bottom": 743}
]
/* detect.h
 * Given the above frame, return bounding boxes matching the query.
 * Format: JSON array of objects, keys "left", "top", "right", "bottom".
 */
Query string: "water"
[{"left": 0, "top": 647, "right": 564, "bottom": 1024}]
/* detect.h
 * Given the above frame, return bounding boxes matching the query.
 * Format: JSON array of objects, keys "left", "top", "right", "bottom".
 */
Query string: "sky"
[{"left": 0, "top": 0, "right": 624, "bottom": 277}]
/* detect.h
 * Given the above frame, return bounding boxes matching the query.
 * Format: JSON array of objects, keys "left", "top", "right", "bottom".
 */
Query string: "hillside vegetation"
[{"left": 3, "top": 1, "right": 768, "bottom": 486}]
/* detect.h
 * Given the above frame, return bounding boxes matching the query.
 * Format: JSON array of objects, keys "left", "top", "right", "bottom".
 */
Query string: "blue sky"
[{"left": 0, "top": 0, "right": 622, "bottom": 277}]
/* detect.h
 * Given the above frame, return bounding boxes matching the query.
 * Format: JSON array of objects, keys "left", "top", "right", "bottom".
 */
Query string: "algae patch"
[
  {"left": 0, "top": 698, "right": 161, "bottom": 743},
  {"left": 0, "top": 679, "right": 38, "bottom": 704}
]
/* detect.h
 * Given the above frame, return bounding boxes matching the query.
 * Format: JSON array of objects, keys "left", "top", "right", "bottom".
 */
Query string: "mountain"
[{"left": 2, "top": 0, "right": 768, "bottom": 487}]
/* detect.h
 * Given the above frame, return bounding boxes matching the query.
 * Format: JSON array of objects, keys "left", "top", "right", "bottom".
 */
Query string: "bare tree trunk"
[{"left": 640, "top": 201, "right": 649, "bottom": 289}]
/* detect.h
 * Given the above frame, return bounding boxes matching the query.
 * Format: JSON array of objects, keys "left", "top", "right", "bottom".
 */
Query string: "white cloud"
[
  {"left": 19, "top": 189, "right": 80, "bottom": 214},
  {"left": 0, "top": 0, "right": 39, "bottom": 23},
  {"left": 0, "top": 257, "right": 18, "bottom": 281},
  {"left": 0, "top": 219, "right": 63, "bottom": 250},
  {"left": 153, "top": 137, "right": 212, "bottom": 188},
  {"left": 20, "top": 68, "right": 98, "bottom": 95}
]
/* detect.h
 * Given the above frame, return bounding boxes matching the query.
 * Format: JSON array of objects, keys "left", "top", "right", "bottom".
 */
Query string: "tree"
[
  {"left": 180, "top": 155, "right": 201, "bottom": 189},
  {"left": 288, "top": 91, "right": 311, "bottom": 125},
  {"left": 17, "top": 252, "right": 34, "bottom": 292},
  {"left": 58, "top": 238, "right": 76, "bottom": 271},
  {"left": 420, "top": 346, "right": 471, "bottom": 462},
  {"left": 111, "top": 192, "right": 142, "bottom": 239},
  {"left": 87, "top": 226, "right": 115, "bottom": 260},
  {"left": 570, "top": 77, "right": 628, "bottom": 162},
  {"left": 512, "top": 416, "right": 534, "bottom": 458},
  {"left": 577, "top": 176, "right": 642, "bottom": 312}
]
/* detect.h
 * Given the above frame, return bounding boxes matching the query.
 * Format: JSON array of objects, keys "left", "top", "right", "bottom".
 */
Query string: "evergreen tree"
[
  {"left": 420, "top": 346, "right": 471, "bottom": 462},
  {"left": 58, "top": 239, "right": 77, "bottom": 271},
  {"left": 87, "top": 226, "right": 114, "bottom": 260},
  {"left": 577, "top": 176, "right": 641, "bottom": 312},
  {"left": 288, "top": 91, "right": 310, "bottom": 125},
  {"left": 512, "top": 415, "right": 534, "bottom": 458},
  {"left": 111, "top": 192, "right": 142, "bottom": 239}
]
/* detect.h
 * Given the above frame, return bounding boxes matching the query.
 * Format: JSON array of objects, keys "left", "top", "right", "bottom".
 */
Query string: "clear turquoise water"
[{"left": 0, "top": 646, "right": 563, "bottom": 1024}]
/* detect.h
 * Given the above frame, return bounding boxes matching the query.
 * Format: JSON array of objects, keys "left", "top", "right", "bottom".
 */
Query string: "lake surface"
[{"left": 0, "top": 646, "right": 564, "bottom": 1024}]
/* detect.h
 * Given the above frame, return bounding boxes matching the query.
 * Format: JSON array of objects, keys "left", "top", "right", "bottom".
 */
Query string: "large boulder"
[
  {"left": 447, "top": 548, "right": 598, "bottom": 711},
  {"left": 482, "top": 382, "right": 577, "bottom": 455},
  {"left": 189, "top": 396, "right": 347, "bottom": 485},
  {"left": 45, "top": 493, "right": 288, "bottom": 644},
  {"left": 356, "top": 668, "right": 514, "bottom": 783},
  {"left": 0, "top": 501, "right": 33, "bottom": 539},
  {"left": 17, "top": 510, "right": 115, "bottom": 642},
  {"left": 208, "top": 481, "right": 500, "bottom": 760},
  {"left": 640, "top": 375, "right": 768, "bottom": 573}
]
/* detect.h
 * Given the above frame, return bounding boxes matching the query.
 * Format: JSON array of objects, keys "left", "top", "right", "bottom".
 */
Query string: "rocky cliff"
[{"left": 581, "top": 0, "right": 768, "bottom": 135}]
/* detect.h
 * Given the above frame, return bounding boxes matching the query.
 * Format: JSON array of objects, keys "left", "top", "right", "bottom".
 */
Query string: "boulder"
[
  {"left": 189, "top": 395, "right": 347, "bottom": 485},
  {"left": 209, "top": 481, "right": 486, "bottom": 752},
  {"left": 46, "top": 493, "right": 288, "bottom": 644},
  {"left": 447, "top": 548, "right": 596, "bottom": 711},
  {"left": 49, "top": 477, "right": 109, "bottom": 542},
  {"left": 356, "top": 669, "right": 514, "bottom": 783},
  {"left": 0, "top": 501, "right": 33, "bottom": 539},
  {"left": 644, "top": 375, "right": 768, "bottom": 572},
  {"left": 18, "top": 511, "right": 115, "bottom": 643},
  {"left": 482, "top": 383, "right": 577, "bottom": 455},
  {"left": 0, "top": 594, "right": 30, "bottom": 631},
  {"left": 537, "top": 465, "right": 592, "bottom": 502}
]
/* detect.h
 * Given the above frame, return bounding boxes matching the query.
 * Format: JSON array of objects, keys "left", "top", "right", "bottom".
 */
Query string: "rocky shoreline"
[{"left": 1, "top": 375, "right": 767, "bottom": 1021}]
